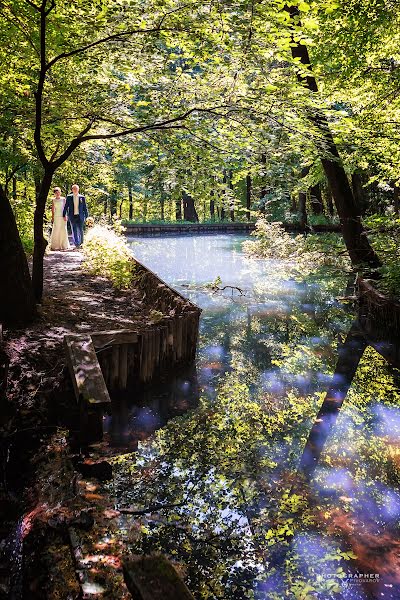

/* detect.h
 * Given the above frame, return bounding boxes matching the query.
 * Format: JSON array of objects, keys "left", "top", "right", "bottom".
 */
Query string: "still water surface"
[{"left": 106, "top": 234, "right": 400, "bottom": 599}]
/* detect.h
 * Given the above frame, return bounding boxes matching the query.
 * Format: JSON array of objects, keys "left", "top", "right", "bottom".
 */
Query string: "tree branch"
[
  {"left": 50, "top": 106, "right": 231, "bottom": 168},
  {"left": 5, "top": 163, "right": 28, "bottom": 187},
  {"left": 51, "top": 119, "right": 95, "bottom": 169},
  {"left": 24, "top": 0, "right": 41, "bottom": 11},
  {"left": 46, "top": 27, "right": 181, "bottom": 71},
  {"left": 44, "top": 0, "right": 55, "bottom": 16},
  {"left": 0, "top": 4, "right": 40, "bottom": 56}
]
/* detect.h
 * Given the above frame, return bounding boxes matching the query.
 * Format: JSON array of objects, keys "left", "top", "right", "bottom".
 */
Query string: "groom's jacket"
[{"left": 63, "top": 194, "right": 89, "bottom": 221}]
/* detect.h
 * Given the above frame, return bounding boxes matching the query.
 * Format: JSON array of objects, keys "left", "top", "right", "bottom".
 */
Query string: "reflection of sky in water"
[
  {"left": 373, "top": 404, "right": 400, "bottom": 438},
  {"left": 129, "top": 234, "right": 349, "bottom": 401}
]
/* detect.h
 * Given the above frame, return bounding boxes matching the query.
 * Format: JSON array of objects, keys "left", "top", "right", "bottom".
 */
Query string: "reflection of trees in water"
[
  {"left": 106, "top": 320, "right": 400, "bottom": 598},
  {"left": 299, "top": 322, "right": 368, "bottom": 478},
  {"left": 103, "top": 253, "right": 400, "bottom": 598}
]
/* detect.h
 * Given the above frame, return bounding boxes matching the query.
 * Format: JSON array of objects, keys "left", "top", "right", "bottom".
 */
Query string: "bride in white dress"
[{"left": 50, "top": 187, "right": 70, "bottom": 250}]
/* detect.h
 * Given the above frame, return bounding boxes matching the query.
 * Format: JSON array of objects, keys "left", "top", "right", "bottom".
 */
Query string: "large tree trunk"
[
  {"left": 128, "top": 185, "right": 133, "bottom": 220},
  {"left": 288, "top": 7, "right": 381, "bottom": 269},
  {"left": 246, "top": 174, "right": 251, "bottom": 221},
  {"left": 325, "top": 185, "right": 334, "bottom": 216},
  {"left": 182, "top": 191, "right": 199, "bottom": 222},
  {"left": 310, "top": 183, "right": 324, "bottom": 215},
  {"left": 32, "top": 170, "right": 53, "bottom": 301},
  {"left": 0, "top": 186, "right": 36, "bottom": 324}
]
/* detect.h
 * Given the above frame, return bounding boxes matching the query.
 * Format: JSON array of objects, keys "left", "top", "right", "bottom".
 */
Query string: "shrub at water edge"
[{"left": 82, "top": 223, "right": 134, "bottom": 289}]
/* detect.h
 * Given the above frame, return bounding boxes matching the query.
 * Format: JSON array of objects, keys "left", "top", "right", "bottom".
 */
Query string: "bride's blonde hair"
[{"left": 53, "top": 187, "right": 62, "bottom": 194}]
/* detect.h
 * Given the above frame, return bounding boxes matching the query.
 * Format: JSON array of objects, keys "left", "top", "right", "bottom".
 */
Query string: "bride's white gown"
[{"left": 50, "top": 197, "right": 70, "bottom": 250}]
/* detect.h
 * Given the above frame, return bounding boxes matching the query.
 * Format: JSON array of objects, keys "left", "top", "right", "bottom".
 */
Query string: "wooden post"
[{"left": 119, "top": 344, "right": 128, "bottom": 390}]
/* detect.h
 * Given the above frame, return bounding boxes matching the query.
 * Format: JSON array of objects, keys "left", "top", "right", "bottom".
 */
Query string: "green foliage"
[
  {"left": 243, "top": 219, "right": 350, "bottom": 274},
  {"left": 243, "top": 220, "right": 302, "bottom": 259},
  {"left": 11, "top": 194, "right": 35, "bottom": 255},
  {"left": 82, "top": 223, "right": 134, "bottom": 289},
  {"left": 364, "top": 215, "right": 400, "bottom": 296},
  {"left": 3, "top": 0, "right": 400, "bottom": 261}
]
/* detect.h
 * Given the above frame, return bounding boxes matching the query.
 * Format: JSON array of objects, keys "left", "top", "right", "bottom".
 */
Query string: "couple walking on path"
[{"left": 50, "top": 183, "right": 89, "bottom": 251}]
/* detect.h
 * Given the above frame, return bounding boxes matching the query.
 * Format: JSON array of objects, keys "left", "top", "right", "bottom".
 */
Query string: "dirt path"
[
  {"left": 3, "top": 249, "right": 153, "bottom": 420},
  {"left": 0, "top": 249, "right": 157, "bottom": 598}
]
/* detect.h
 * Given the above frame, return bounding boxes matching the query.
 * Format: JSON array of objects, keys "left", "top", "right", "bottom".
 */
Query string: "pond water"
[{"left": 106, "top": 234, "right": 400, "bottom": 599}]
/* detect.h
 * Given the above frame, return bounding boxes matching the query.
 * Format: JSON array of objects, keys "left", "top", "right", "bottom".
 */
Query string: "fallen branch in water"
[
  {"left": 215, "top": 285, "right": 246, "bottom": 296},
  {"left": 119, "top": 501, "right": 184, "bottom": 515}
]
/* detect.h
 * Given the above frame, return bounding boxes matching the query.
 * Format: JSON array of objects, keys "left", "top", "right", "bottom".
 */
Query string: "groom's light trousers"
[{"left": 71, "top": 215, "right": 84, "bottom": 247}]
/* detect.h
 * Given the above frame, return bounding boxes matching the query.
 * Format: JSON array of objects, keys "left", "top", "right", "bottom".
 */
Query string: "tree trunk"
[
  {"left": 351, "top": 171, "right": 367, "bottom": 216},
  {"left": 175, "top": 197, "right": 182, "bottom": 221},
  {"left": 228, "top": 170, "right": 235, "bottom": 222},
  {"left": 288, "top": 6, "right": 381, "bottom": 269},
  {"left": 182, "top": 191, "right": 199, "bottom": 222},
  {"left": 246, "top": 174, "right": 251, "bottom": 221},
  {"left": 393, "top": 184, "right": 400, "bottom": 215},
  {"left": 128, "top": 185, "right": 133, "bottom": 220},
  {"left": 310, "top": 183, "right": 324, "bottom": 215},
  {"left": 259, "top": 154, "right": 267, "bottom": 214},
  {"left": 210, "top": 190, "right": 215, "bottom": 221},
  {"left": 104, "top": 195, "right": 108, "bottom": 215},
  {"left": 0, "top": 186, "right": 36, "bottom": 324},
  {"left": 160, "top": 195, "right": 165, "bottom": 221},
  {"left": 221, "top": 171, "right": 227, "bottom": 221},
  {"left": 325, "top": 185, "right": 334, "bottom": 216},
  {"left": 299, "top": 322, "right": 367, "bottom": 477},
  {"left": 298, "top": 191, "right": 307, "bottom": 229},
  {"left": 110, "top": 190, "right": 117, "bottom": 217},
  {"left": 298, "top": 166, "right": 309, "bottom": 228},
  {"left": 32, "top": 170, "right": 53, "bottom": 301}
]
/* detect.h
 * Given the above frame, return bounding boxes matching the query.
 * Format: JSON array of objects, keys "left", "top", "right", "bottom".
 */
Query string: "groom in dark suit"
[{"left": 63, "top": 184, "right": 89, "bottom": 248}]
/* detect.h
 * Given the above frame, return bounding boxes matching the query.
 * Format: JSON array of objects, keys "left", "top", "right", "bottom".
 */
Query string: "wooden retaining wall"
[
  {"left": 64, "top": 258, "right": 201, "bottom": 443},
  {"left": 357, "top": 277, "right": 400, "bottom": 365},
  {"left": 64, "top": 260, "right": 201, "bottom": 407},
  {"left": 94, "top": 259, "right": 200, "bottom": 390},
  {"left": 123, "top": 222, "right": 340, "bottom": 235},
  {"left": 124, "top": 222, "right": 256, "bottom": 235}
]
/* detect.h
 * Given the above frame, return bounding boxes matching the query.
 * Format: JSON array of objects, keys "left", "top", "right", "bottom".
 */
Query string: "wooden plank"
[
  {"left": 123, "top": 555, "right": 194, "bottom": 600},
  {"left": 91, "top": 329, "right": 138, "bottom": 348},
  {"left": 99, "top": 348, "right": 110, "bottom": 387},
  {"left": 148, "top": 329, "right": 155, "bottom": 378},
  {"left": 64, "top": 335, "right": 111, "bottom": 407},
  {"left": 154, "top": 326, "right": 161, "bottom": 366},
  {"left": 110, "top": 344, "right": 120, "bottom": 390},
  {"left": 176, "top": 317, "right": 183, "bottom": 360},
  {"left": 127, "top": 342, "right": 136, "bottom": 380},
  {"left": 139, "top": 331, "right": 148, "bottom": 382},
  {"left": 119, "top": 343, "right": 128, "bottom": 389}
]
